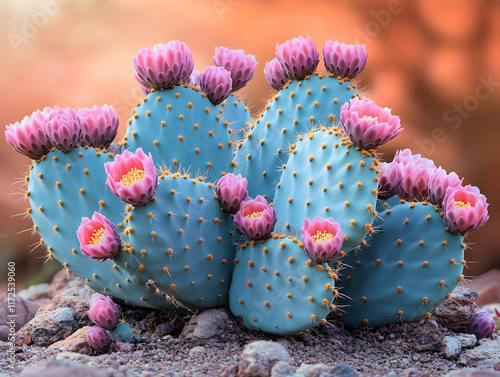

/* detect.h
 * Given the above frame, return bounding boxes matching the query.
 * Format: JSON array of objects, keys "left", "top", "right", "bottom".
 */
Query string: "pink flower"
[
  {"left": 5, "top": 111, "right": 51, "bottom": 160},
  {"left": 275, "top": 36, "right": 319, "bottom": 80},
  {"left": 264, "top": 58, "right": 289, "bottom": 91},
  {"left": 340, "top": 98, "right": 403, "bottom": 149},
  {"left": 398, "top": 161, "right": 436, "bottom": 201},
  {"left": 301, "top": 217, "right": 343, "bottom": 264},
  {"left": 77, "top": 105, "right": 119, "bottom": 149},
  {"left": 77, "top": 212, "right": 121, "bottom": 260},
  {"left": 469, "top": 311, "right": 495, "bottom": 339},
  {"left": 428, "top": 167, "right": 463, "bottom": 205},
  {"left": 234, "top": 196, "right": 277, "bottom": 240},
  {"left": 86, "top": 326, "right": 111, "bottom": 352},
  {"left": 87, "top": 294, "right": 121, "bottom": 330},
  {"left": 213, "top": 46, "right": 257, "bottom": 91},
  {"left": 323, "top": 41, "right": 367, "bottom": 79},
  {"left": 442, "top": 185, "right": 489, "bottom": 234},
  {"left": 393, "top": 149, "right": 435, "bottom": 168},
  {"left": 216, "top": 173, "right": 248, "bottom": 214},
  {"left": 200, "top": 66, "right": 232, "bottom": 105},
  {"left": 44, "top": 106, "right": 82, "bottom": 153},
  {"left": 377, "top": 162, "right": 403, "bottom": 200},
  {"left": 133, "top": 40, "right": 194, "bottom": 91},
  {"left": 105, "top": 148, "right": 158, "bottom": 206}
]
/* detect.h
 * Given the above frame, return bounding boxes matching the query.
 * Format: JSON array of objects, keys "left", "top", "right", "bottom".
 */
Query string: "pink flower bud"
[
  {"left": 213, "top": 46, "right": 257, "bottom": 91},
  {"left": 200, "top": 66, "right": 232, "bottom": 105},
  {"left": 398, "top": 161, "right": 436, "bottom": 201},
  {"left": 234, "top": 196, "right": 277, "bottom": 240},
  {"left": 393, "top": 149, "right": 435, "bottom": 168},
  {"left": 377, "top": 162, "right": 403, "bottom": 200},
  {"left": 442, "top": 185, "right": 489, "bottom": 234},
  {"left": 77, "top": 212, "right": 121, "bottom": 260},
  {"left": 77, "top": 105, "right": 119, "bottom": 149},
  {"left": 133, "top": 40, "right": 194, "bottom": 91},
  {"left": 105, "top": 148, "right": 158, "bottom": 206},
  {"left": 87, "top": 294, "right": 121, "bottom": 330},
  {"left": 44, "top": 106, "right": 81, "bottom": 153},
  {"left": 323, "top": 41, "right": 367, "bottom": 78},
  {"left": 216, "top": 173, "right": 248, "bottom": 214},
  {"left": 275, "top": 36, "right": 319, "bottom": 80},
  {"left": 469, "top": 311, "right": 495, "bottom": 339},
  {"left": 427, "top": 167, "right": 463, "bottom": 205},
  {"left": 5, "top": 112, "right": 51, "bottom": 160},
  {"left": 301, "top": 217, "right": 343, "bottom": 264},
  {"left": 340, "top": 98, "right": 403, "bottom": 149},
  {"left": 86, "top": 326, "right": 111, "bottom": 352},
  {"left": 264, "top": 58, "right": 289, "bottom": 91}
]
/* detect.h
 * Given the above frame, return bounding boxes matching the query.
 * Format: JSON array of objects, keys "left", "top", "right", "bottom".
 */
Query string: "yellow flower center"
[
  {"left": 120, "top": 168, "right": 145, "bottom": 187},
  {"left": 246, "top": 211, "right": 263, "bottom": 218},
  {"left": 455, "top": 200, "right": 471, "bottom": 209},
  {"left": 361, "top": 115, "right": 378, "bottom": 121},
  {"left": 89, "top": 227, "right": 105, "bottom": 245},
  {"left": 311, "top": 230, "right": 334, "bottom": 243}
]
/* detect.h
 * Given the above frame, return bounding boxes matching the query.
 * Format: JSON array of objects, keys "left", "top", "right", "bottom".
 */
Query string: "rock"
[
  {"left": 48, "top": 326, "right": 92, "bottom": 354},
  {"left": 436, "top": 288, "right": 478, "bottom": 333},
  {"left": 51, "top": 286, "right": 95, "bottom": 324},
  {"left": 271, "top": 361, "right": 295, "bottom": 377},
  {"left": 189, "top": 345, "right": 207, "bottom": 358},
  {"left": 0, "top": 295, "right": 39, "bottom": 330},
  {"left": 444, "top": 368, "right": 500, "bottom": 377},
  {"left": 414, "top": 319, "right": 446, "bottom": 352},
  {"left": 155, "top": 315, "right": 184, "bottom": 337},
  {"left": 443, "top": 334, "right": 477, "bottom": 358},
  {"left": 181, "top": 308, "right": 237, "bottom": 340},
  {"left": 19, "top": 359, "right": 127, "bottom": 377},
  {"left": 458, "top": 337, "right": 500, "bottom": 367},
  {"left": 18, "top": 283, "right": 51, "bottom": 306},
  {"left": 16, "top": 307, "right": 78, "bottom": 346},
  {"left": 295, "top": 363, "right": 358, "bottom": 377},
  {"left": 0, "top": 325, "right": 10, "bottom": 342},
  {"left": 238, "top": 340, "right": 292, "bottom": 377},
  {"left": 48, "top": 269, "right": 86, "bottom": 298}
]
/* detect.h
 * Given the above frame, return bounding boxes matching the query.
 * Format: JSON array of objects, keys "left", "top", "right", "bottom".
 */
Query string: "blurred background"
[{"left": 0, "top": 0, "right": 499, "bottom": 292}]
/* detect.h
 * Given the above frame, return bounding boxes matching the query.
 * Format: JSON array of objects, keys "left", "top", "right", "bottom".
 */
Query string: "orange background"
[{"left": 1, "top": 0, "right": 499, "bottom": 290}]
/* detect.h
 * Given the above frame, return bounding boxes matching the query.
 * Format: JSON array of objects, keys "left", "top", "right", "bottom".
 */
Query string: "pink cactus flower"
[
  {"left": 340, "top": 98, "right": 403, "bottom": 149},
  {"left": 377, "top": 162, "right": 403, "bottom": 200},
  {"left": 77, "top": 212, "right": 121, "bottom": 260},
  {"left": 393, "top": 149, "right": 435, "bottom": 168},
  {"left": 264, "top": 58, "right": 289, "bottom": 91},
  {"left": 188, "top": 70, "right": 203, "bottom": 88},
  {"left": 133, "top": 40, "right": 194, "bottom": 91},
  {"left": 5, "top": 112, "right": 51, "bottom": 160},
  {"left": 105, "top": 148, "right": 158, "bottom": 206},
  {"left": 87, "top": 293, "right": 121, "bottom": 330},
  {"left": 427, "top": 167, "right": 463, "bottom": 205},
  {"left": 86, "top": 326, "right": 111, "bottom": 352},
  {"left": 398, "top": 161, "right": 436, "bottom": 201},
  {"left": 275, "top": 36, "right": 320, "bottom": 80},
  {"left": 200, "top": 66, "right": 232, "bottom": 105},
  {"left": 77, "top": 105, "right": 119, "bottom": 149},
  {"left": 323, "top": 41, "right": 367, "bottom": 79},
  {"left": 301, "top": 217, "right": 343, "bottom": 264},
  {"left": 469, "top": 311, "right": 495, "bottom": 339},
  {"left": 442, "top": 185, "right": 489, "bottom": 234},
  {"left": 213, "top": 46, "right": 257, "bottom": 91},
  {"left": 42, "top": 106, "right": 82, "bottom": 153},
  {"left": 216, "top": 173, "right": 248, "bottom": 214},
  {"left": 234, "top": 196, "right": 277, "bottom": 240}
]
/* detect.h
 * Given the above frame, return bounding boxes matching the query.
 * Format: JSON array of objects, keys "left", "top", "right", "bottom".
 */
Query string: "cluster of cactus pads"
[{"left": 6, "top": 36, "right": 490, "bottom": 337}]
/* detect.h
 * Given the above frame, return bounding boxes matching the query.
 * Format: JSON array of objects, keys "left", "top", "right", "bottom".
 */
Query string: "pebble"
[
  {"left": 48, "top": 326, "right": 92, "bottom": 354},
  {"left": 189, "top": 345, "right": 207, "bottom": 358},
  {"left": 181, "top": 308, "right": 237, "bottom": 340},
  {"left": 443, "top": 334, "right": 477, "bottom": 358},
  {"left": 295, "top": 363, "right": 358, "bottom": 377},
  {"left": 238, "top": 340, "right": 292, "bottom": 377},
  {"left": 458, "top": 337, "right": 500, "bottom": 366},
  {"left": 436, "top": 289, "right": 478, "bottom": 333},
  {"left": 271, "top": 361, "right": 295, "bottom": 377},
  {"left": 444, "top": 368, "right": 500, "bottom": 377},
  {"left": 18, "top": 359, "right": 127, "bottom": 377}
]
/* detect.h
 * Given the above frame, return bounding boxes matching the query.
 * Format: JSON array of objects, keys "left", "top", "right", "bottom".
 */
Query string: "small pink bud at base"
[
  {"left": 275, "top": 36, "right": 319, "bottom": 80},
  {"left": 5, "top": 113, "right": 51, "bottom": 160},
  {"left": 87, "top": 294, "right": 121, "bottom": 330},
  {"left": 301, "top": 217, "right": 343, "bottom": 264},
  {"left": 216, "top": 173, "right": 248, "bottom": 214},
  {"left": 213, "top": 46, "right": 257, "bottom": 91},
  {"left": 77, "top": 105, "right": 119, "bottom": 149},
  {"left": 44, "top": 106, "right": 82, "bottom": 153},
  {"left": 200, "top": 66, "right": 232, "bottom": 105},
  {"left": 264, "top": 58, "right": 289, "bottom": 91},
  {"left": 469, "top": 311, "right": 495, "bottom": 338},
  {"left": 234, "top": 196, "right": 276, "bottom": 240},
  {"left": 377, "top": 162, "right": 403, "bottom": 200},
  {"left": 87, "top": 326, "right": 111, "bottom": 352},
  {"left": 323, "top": 41, "right": 367, "bottom": 79},
  {"left": 77, "top": 212, "right": 121, "bottom": 260}
]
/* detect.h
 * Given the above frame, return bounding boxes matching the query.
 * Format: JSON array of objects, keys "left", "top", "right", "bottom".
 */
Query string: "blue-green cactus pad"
[
  {"left": 122, "top": 171, "right": 236, "bottom": 308},
  {"left": 229, "top": 236, "right": 335, "bottom": 335},
  {"left": 219, "top": 93, "right": 252, "bottom": 145},
  {"left": 272, "top": 128, "right": 379, "bottom": 253},
  {"left": 338, "top": 202, "right": 465, "bottom": 328},
  {"left": 234, "top": 74, "right": 358, "bottom": 200},
  {"left": 28, "top": 148, "right": 180, "bottom": 310},
  {"left": 124, "top": 85, "right": 234, "bottom": 183}
]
